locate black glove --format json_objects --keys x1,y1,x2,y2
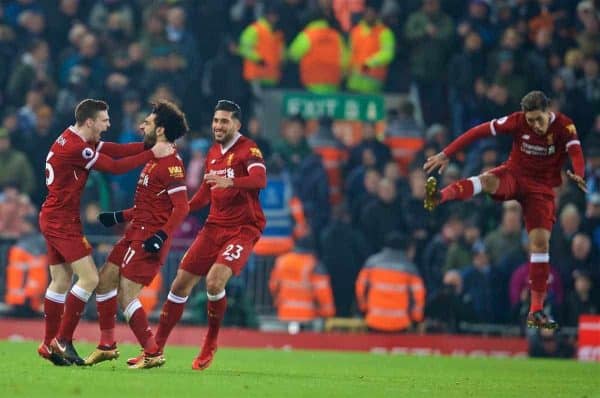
[
  {"x1": 143, "y1": 230, "x2": 168, "y2": 253},
  {"x1": 98, "y1": 211, "x2": 125, "y2": 227}
]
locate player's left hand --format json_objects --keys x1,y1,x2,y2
[
  {"x1": 204, "y1": 174, "x2": 234, "y2": 189},
  {"x1": 566, "y1": 170, "x2": 587, "y2": 193},
  {"x1": 143, "y1": 230, "x2": 168, "y2": 253}
]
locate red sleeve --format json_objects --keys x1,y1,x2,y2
[
  {"x1": 89, "y1": 151, "x2": 154, "y2": 174},
  {"x1": 123, "y1": 208, "x2": 134, "y2": 221},
  {"x1": 189, "y1": 182, "x2": 211, "y2": 211},
  {"x1": 162, "y1": 190, "x2": 189, "y2": 235},
  {"x1": 443, "y1": 113, "x2": 518, "y2": 158},
  {"x1": 567, "y1": 142, "x2": 585, "y2": 177},
  {"x1": 442, "y1": 122, "x2": 493, "y2": 157},
  {"x1": 233, "y1": 165, "x2": 266, "y2": 189},
  {"x1": 97, "y1": 142, "x2": 145, "y2": 158}
]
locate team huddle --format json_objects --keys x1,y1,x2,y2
[
  {"x1": 37, "y1": 90, "x2": 586, "y2": 369},
  {"x1": 38, "y1": 99, "x2": 266, "y2": 369}
]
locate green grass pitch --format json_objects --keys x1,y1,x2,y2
[{"x1": 1, "y1": 341, "x2": 598, "y2": 397}]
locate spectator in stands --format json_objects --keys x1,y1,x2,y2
[
  {"x1": 566, "y1": 233, "x2": 599, "y2": 284},
  {"x1": 460, "y1": 240, "x2": 506, "y2": 323},
  {"x1": 24, "y1": 105, "x2": 55, "y2": 205},
  {"x1": 401, "y1": 167, "x2": 432, "y2": 249},
  {"x1": 356, "y1": 232, "x2": 425, "y2": 333},
  {"x1": 551, "y1": 203, "x2": 583, "y2": 283},
  {"x1": 346, "y1": 121, "x2": 391, "y2": 174},
  {"x1": 420, "y1": 214, "x2": 464, "y2": 294},
  {"x1": 269, "y1": 235, "x2": 335, "y2": 323},
  {"x1": 444, "y1": 217, "x2": 482, "y2": 272},
  {"x1": 320, "y1": 205, "x2": 369, "y2": 317},
  {"x1": 448, "y1": 31, "x2": 486, "y2": 136},
  {"x1": 346, "y1": 167, "x2": 381, "y2": 227},
  {"x1": 45, "y1": 0, "x2": 81, "y2": 55},
  {"x1": 575, "y1": 0, "x2": 600, "y2": 58},
  {"x1": 562, "y1": 269, "x2": 599, "y2": 327},
  {"x1": 483, "y1": 200, "x2": 523, "y2": 265},
  {"x1": 583, "y1": 193, "x2": 600, "y2": 250},
  {"x1": 385, "y1": 100, "x2": 423, "y2": 139},
  {"x1": 528, "y1": 328, "x2": 575, "y2": 358},
  {"x1": 425, "y1": 269, "x2": 475, "y2": 333},
  {"x1": 308, "y1": 116, "x2": 347, "y2": 205},
  {"x1": 60, "y1": 32, "x2": 107, "y2": 91},
  {"x1": 360, "y1": 177, "x2": 406, "y2": 254},
  {"x1": 0, "y1": 128, "x2": 35, "y2": 196},
  {"x1": 273, "y1": 115, "x2": 312, "y2": 174},
  {"x1": 6, "y1": 39, "x2": 53, "y2": 107},
  {"x1": 404, "y1": 0, "x2": 454, "y2": 124}
]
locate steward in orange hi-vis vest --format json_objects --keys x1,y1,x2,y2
[
  {"x1": 269, "y1": 237, "x2": 335, "y2": 322},
  {"x1": 356, "y1": 232, "x2": 425, "y2": 332}
]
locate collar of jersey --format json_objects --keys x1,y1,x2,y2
[{"x1": 220, "y1": 132, "x2": 242, "y2": 155}]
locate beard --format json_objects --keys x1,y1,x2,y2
[{"x1": 143, "y1": 129, "x2": 157, "y2": 148}]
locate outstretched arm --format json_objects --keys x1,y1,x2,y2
[
  {"x1": 424, "y1": 122, "x2": 493, "y2": 174},
  {"x1": 566, "y1": 140, "x2": 586, "y2": 192},
  {"x1": 89, "y1": 150, "x2": 154, "y2": 174},
  {"x1": 97, "y1": 142, "x2": 146, "y2": 158}
]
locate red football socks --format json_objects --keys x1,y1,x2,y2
[
  {"x1": 96, "y1": 290, "x2": 118, "y2": 347},
  {"x1": 205, "y1": 295, "x2": 227, "y2": 344},
  {"x1": 440, "y1": 178, "x2": 475, "y2": 203},
  {"x1": 529, "y1": 253, "x2": 550, "y2": 313},
  {"x1": 43, "y1": 290, "x2": 66, "y2": 345},
  {"x1": 57, "y1": 286, "x2": 91, "y2": 342},
  {"x1": 155, "y1": 292, "x2": 188, "y2": 349},
  {"x1": 128, "y1": 306, "x2": 159, "y2": 354}
]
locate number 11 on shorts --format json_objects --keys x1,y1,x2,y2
[{"x1": 123, "y1": 247, "x2": 136, "y2": 267}]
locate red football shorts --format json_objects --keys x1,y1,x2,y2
[
  {"x1": 39, "y1": 213, "x2": 92, "y2": 265},
  {"x1": 107, "y1": 238, "x2": 171, "y2": 286},
  {"x1": 486, "y1": 165, "x2": 556, "y2": 232},
  {"x1": 180, "y1": 223, "x2": 262, "y2": 277}
]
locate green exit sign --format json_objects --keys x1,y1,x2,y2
[{"x1": 282, "y1": 92, "x2": 384, "y2": 121}]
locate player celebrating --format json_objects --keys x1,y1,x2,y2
[
  {"x1": 84, "y1": 101, "x2": 189, "y2": 369},
  {"x1": 128, "y1": 100, "x2": 266, "y2": 370},
  {"x1": 423, "y1": 91, "x2": 586, "y2": 329},
  {"x1": 38, "y1": 99, "x2": 174, "y2": 366}
]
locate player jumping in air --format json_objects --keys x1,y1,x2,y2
[
  {"x1": 38, "y1": 99, "x2": 174, "y2": 366},
  {"x1": 125, "y1": 100, "x2": 265, "y2": 370},
  {"x1": 423, "y1": 91, "x2": 586, "y2": 330},
  {"x1": 84, "y1": 101, "x2": 189, "y2": 368}
]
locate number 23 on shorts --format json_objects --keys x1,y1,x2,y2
[{"x1": 222, "y1": 244, "x2": 243, "y2": 261}]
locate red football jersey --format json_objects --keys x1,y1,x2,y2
[
  {"x1": 204, "y1": 134, "x2": 266, "y2": 229},
  {"x1": 41, "y1": 127, "x2": 100, "y2": 217},
  {"x1": 489, "y1": 111, "x2": 580, "y2": 187},
  {"x1": 125, "y1": 153, "x2": 187, "y2": 240}
]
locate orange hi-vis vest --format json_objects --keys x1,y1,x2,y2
[
  {"x1": 243, "y1": 21, "x2": 284, "y2": 82},
  {"x1": 300, "y1": 27, "x2": 343, "y2": 87},
  {"x1": 5, "y1": 243, "x2": 48, "y2": 311},
  {"x1": 356, "y1": 248, "x2": 425, "y2": 332},
  {"x1": 269, "y1": 250, "x2": 335, "y2": 322},
  {"x1": 350, "y1": 23, "x2": 388, "y2": 81}
]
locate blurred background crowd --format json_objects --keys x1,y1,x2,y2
[{"x1": 0, "y1": 0, "x2": 599, "y2": 351}]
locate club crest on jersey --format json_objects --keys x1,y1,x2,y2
[
  {"x1": 566, "y1": 124, "x2": 577, "y2": 135},
  {"x1": 57, "y1": 136, "x2": 67, "y2": 146},
  {"x1": 227, "y1": 153, "x2": 235, "y2": 166},
  {"x1": 168, "y1": 166, "x2": 184, "y2": 178},
  {"x1": 82, "y1": 147, "x2": 94, "y2": 159},
  {"x1": 546, "y1": 134, "x2": 554, "y2": 145},
  {"x1": 250, "y1": 147, "x2": 263, "y2": 158}
]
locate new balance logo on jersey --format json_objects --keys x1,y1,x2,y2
[
  {"x1": 227, "y1": 168, "x2": 235, "y2": 178},
  {"x1": 138, "y1": 174, "x2": 149, "y2": 187}
]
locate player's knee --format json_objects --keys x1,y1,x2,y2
[
  {"x1": 479, "y1": 174, "x2": 497, "y2": 193},
  {"x1": 170, "y1": 279, "x2": 192, "y2": 298},
  {"x1": 80, "y1": 272, "x2": 99, "y2": 292},
  {"x1": 49, "y1": 278, "x2": 71, "y2": 293},
  {"x1": 205, "y1": 278, "x2": 225, "y2": 296}
]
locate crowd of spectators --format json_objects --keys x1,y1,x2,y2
[{"x1": 0, "y1": 0, "x2": 599, "y2": 334}]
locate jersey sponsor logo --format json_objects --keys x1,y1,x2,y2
[
  {"x1": 566, "y1": 124, "x2": 577, "y2": 135},
  {"x1": 209, "y1": 168, "x2": 235, "y2": 178},
  {"x1": 227, "y1": 153, "x2": 235, "y2": 166},
  {"x1": 168, "y1": 166, "x2": 184, "y2": 178},
  {"x1": 250, "y1": 147, "x2": 263, "y2": 158},
  {"x1": 57, "y1": 136, "x2": 67, "y2": 146},
  {"x1": 496, "y1": 116, "x2": 508, "y2": 125},
  {"x1": 521, "y1": 142, "x2": 554, "y2": 156},
  {"x1": 82, "y1": 147, "x2": 95, "y2": 159}
]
